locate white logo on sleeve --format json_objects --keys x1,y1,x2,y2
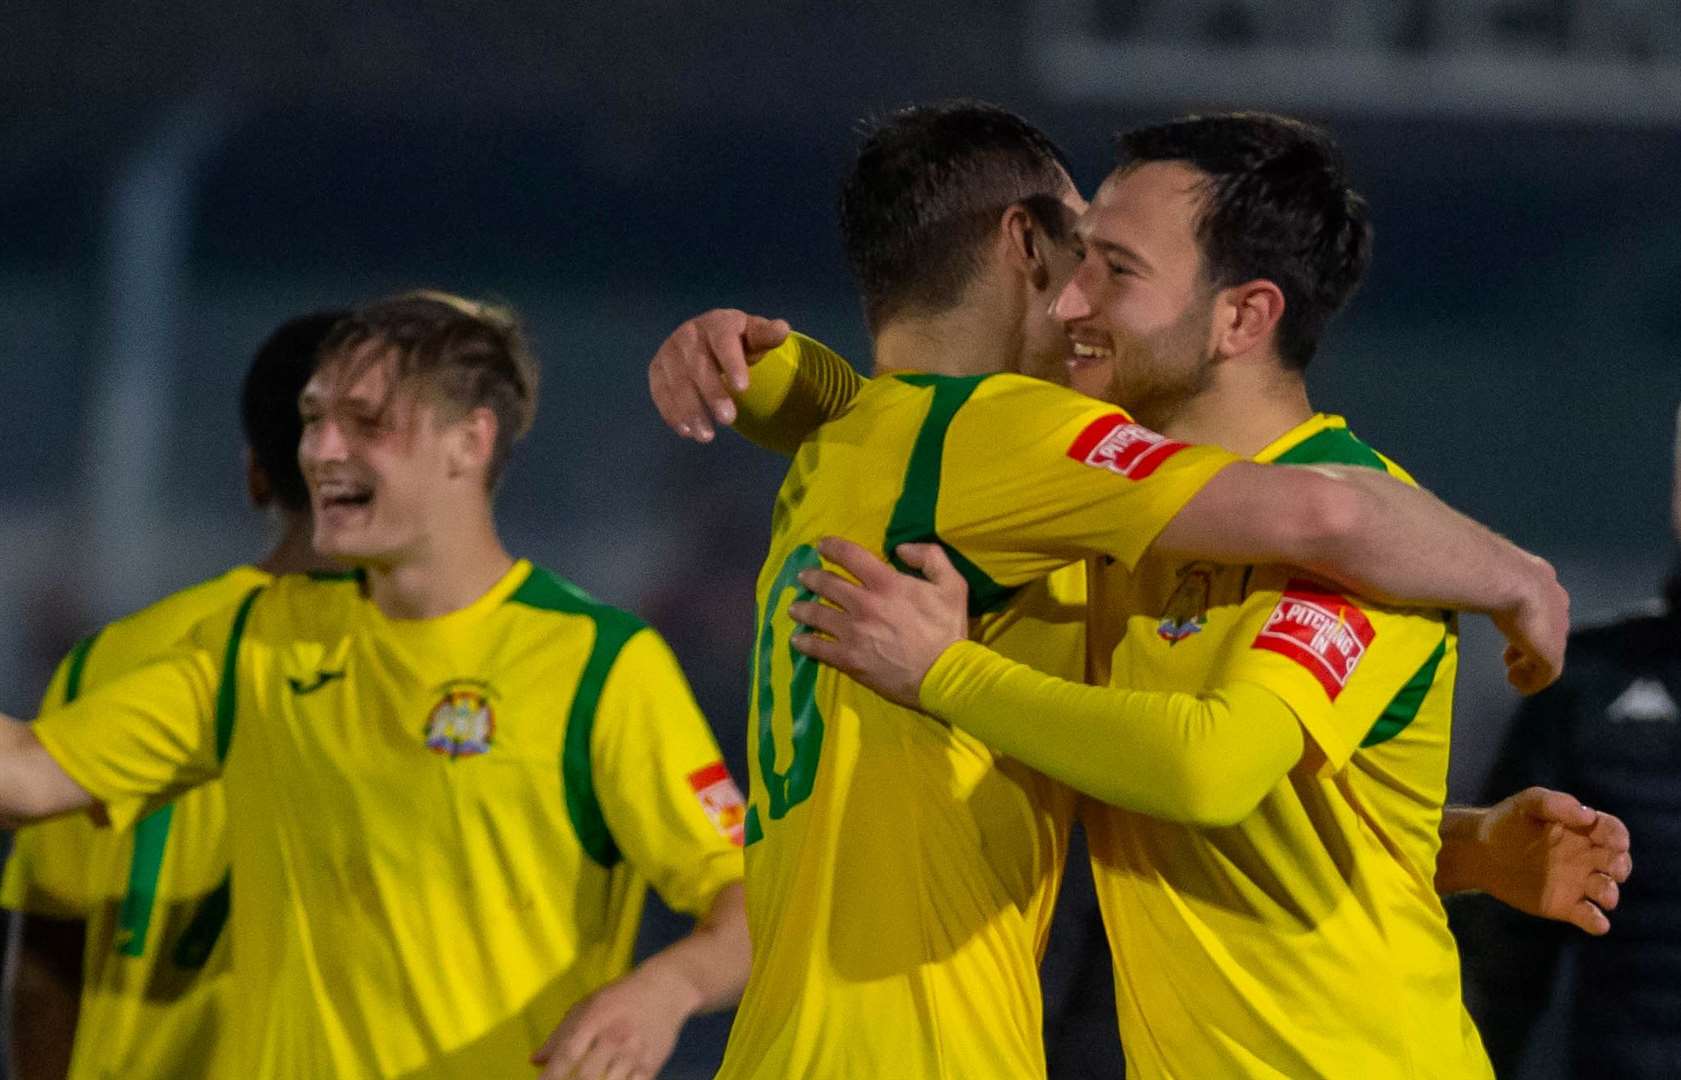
[{"x1": 1607, "y1": 678, "x2": 1679, "y2": 723}]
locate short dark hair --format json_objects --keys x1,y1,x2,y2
[
  {"x1": 242, "y1": 310, "x2": 348, "y2": 513},
  {"x1": 318, "y1": 291, "x2": 539, "y2": 488},
  {"x1": 1117, "y1": 112, "x2": 1372, "y2": 370},
  {"x1": 839, "y1": 100, "x2": 1074, "y2": 333}
]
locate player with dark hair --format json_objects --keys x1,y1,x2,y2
[
  {"x1": 1453, "y1": 402, "x2": 1681, "y2": 1080},
  {"x1": 0, "y1": 291, "x2": 750, "y2": 1080},
  {"x1": 2, "y1": 310, "x2": 347, "y2": 1080},
  {"x1": 651, "y1": 104, "x2": 1628, "y2": 1077},
  {"x1": 652, "y1": 101, "x2": 1576, "y2": 1079},
  {"x1": 766, "y1": 111, "x2": 1617, "y2": 1077}
]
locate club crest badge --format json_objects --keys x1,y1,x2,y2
[
  {"x1": 1157, "y1": 565, "x2": 1214, "y2": 644},
  {"x1": 424, "y1": 683, "x2": 496, "y2": 758}
]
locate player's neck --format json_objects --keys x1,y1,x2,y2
[
  {"x1": 256, "y1": 512, "x2": 341, "y2": 577},
  {"x1": 362, "y1": 511, "x2": 516, "y2": 621},
  {"x1": 1161, "y1": 359, "x2": 1313, "y2": 458},
  {"x1": 871, "y1": 308, "x2": 1015, "y2": 379}
]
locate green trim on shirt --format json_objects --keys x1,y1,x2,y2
[
  {"x1": 115, "y1": 804, "x2": 174, "y2": 957},
  {"x1": 61, "y1": 630, "x2": 100, "y2": 704},
  {"x1": 1362, "y1": 634, "x2": 1450, "y2": 748},
  {"x1": 216, "y1": 587, "x2": 264, "y2": 763},
  {"x1": 1271, "y1": 424, "x2": 1388, "y2": 472},
  {"x1": 885, "y1": 374, "x2": 1018, "y2": 616},
  {"x1": 508, "y1": 565, "x2": 646, "y2": 868}
]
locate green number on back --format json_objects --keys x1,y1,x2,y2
[{"x1": 745, "y1": 544, "x2": 827, "y2": 844}]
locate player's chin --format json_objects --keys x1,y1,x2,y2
[{"x1": 311, "y1": 521, "x2": 382, "y2": 562}]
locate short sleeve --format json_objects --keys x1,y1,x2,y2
[
  {"x1": 2, "y1": 639, "x2": 118, "y2": 915},
  {"x1": 590, "y1": 628, "x2": 745, "y2": 916},
  {"x1": 932, "y1": 376, "x2": 1238, "y2": 589},
  {"x1": 31, "y1": 615, "x2": 234, "y2": 832},
  {"x1": 1216, "y1": 569, "x2": 1450, "y2": 773}
]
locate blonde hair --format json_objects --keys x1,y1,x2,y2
[{"x1": 319, "y1": 290, "x2": 539, "y2": 486}]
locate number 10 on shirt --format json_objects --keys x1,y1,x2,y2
[{"x1": 744, "y1": 544, "x2": 826, "y2": 844}]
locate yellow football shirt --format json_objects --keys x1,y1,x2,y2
[
  {"x1": 718, "y1": 372, "x2": 1236, "y2": 1079},
  {"x1": 32, "y1": 560, "x2": 744, "y2": 1079},
  {"x1": 1082, "y1": 414, "x2": 1491, "y2": 1078},
  {"x1": 1, "y1": 564, "x2": 268, "y2": 1080}
]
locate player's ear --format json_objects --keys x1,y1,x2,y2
[
  {"x1": 445, "y1": 407, "x2": 498, "y2": 482},
  {"x1": 1000, "y1": 203, "x2": 1052, "y2": 292},
  {"x1": 245, "y1": 447, "x2": 272, "y2": 509},
  {"x1": 1211, "y1": 278, "x2": 1285, "y2": 360}
]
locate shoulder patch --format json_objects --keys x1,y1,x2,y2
[
  {"x1": 1067, "y1": 414, "x2": 1188, "y2": 480},
  {"x1": 1252, "y1": 580, "x2": 1375, "y2": 700},
  {"x1": 687, "y1": 762, "x2": 747, "y2": 846}
]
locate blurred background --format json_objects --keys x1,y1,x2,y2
[{"x1": 3, "y1": 1, "x2": 1678, "y2": 1077}]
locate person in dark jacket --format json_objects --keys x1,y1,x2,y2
[{"x1": 1454, "y1": 410, "x2": 1680, "y2": 1079}]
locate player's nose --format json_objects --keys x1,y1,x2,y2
[{"x1": 1051, "y1": 272, "x2": 1095, "y2": 323}]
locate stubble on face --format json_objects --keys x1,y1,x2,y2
[{"x1": 1072, "y1": 163, "x2": 1222, "y2": 425}]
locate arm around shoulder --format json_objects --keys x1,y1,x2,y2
[
  {"x1": 1153, "y1": 462, "x2": 1568, "y2": 692},
  {"x1": 921, "y1": 642, "x2": 1305, "y2": 828}
]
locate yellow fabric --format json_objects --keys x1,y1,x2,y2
[
  {"x1": 732, "y1": 331, "x2": 866, "y2": 456},
  {"x1": 920, "y1": 644, "x2": 1302, "y2": 827},
  {"x1": 33, "y1": 561, "x2": 744, "y2": 1080},
  {"x1": 1081, "y1": 414, "x2": 1488, "y2": 1079},
  {"x1": 718, "y1": 373, "x2": 1233, "y2": 1079},
  {"x1": 2, "y1": 564, "x2": 267, "y2": 1080}
]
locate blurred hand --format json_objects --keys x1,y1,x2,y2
[
  {"x1": 1491, "y1": 556, "x2": 1569, "y2": 695},
  {"x1": 789, "y1": 538, "x2": 968, "y2": 709},
  {"x1": 648, "y1": 308, "x2": 791, "y2": 443},
  {"x1": 1469, "y1": 786, "x2": 1632, "y2": 936},
  {"x1": 530, "y1": 964, "x2": 696, "y2": 1080}
]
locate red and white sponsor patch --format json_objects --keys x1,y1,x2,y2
[
  {"x1": 1066, "y1": 414, "x2": 1189, "y2": 481},
  {"x1": 687, "y1": 762, "x2": 747, "y2": 846},
  {"x1": 1251, "y1": 580, "x2": 1375, "y2": 701}
]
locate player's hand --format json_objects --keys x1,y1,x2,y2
[
  {"x1": 530, "y1": 964, "x2": 695, "y2": 1080},
  {"x1": 1469, "y1": 786, "x2": 1632, "y2": 936},
  {"x1": 648, "y1": 308, "x2": 791, "y2": 444},
  {"x1": 1490, "y1": 555, "x2": 1569, "y2": 695},
  {"x1": 789, "y1": 538, "x2": 968, "y2": 709}
]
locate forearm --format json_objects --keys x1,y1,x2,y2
[
  {"x1": 732, "y1": 333, "x2": 864, "y2": 456},
  {"x1": 0, "y1": 718, "x2": 95, "y2": 827},
  {"x1": 6, "y1": 913, "x2": 84, "y2": 1080},
  {"x1": 629, "y1": 882, "x2": 749, "y2": 1015},
  {"x1": 1435, "y1": 805, "x2": 1487, "y2": 894},
  {"x1": 1154, "y1": 464, "x2": 1541, "y2": 613},
  {"x1": 1296, "y1": 467, "x2": 1539, "y2": 613},
  {"x1": 920, "y1": 642, "x2": 1303, "y2": 827}
]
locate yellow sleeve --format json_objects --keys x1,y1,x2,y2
[
  {"x1": 732, "y1": 332, "x2": 867, "y2": 456},
  {"x1": 930, "y1": 375, "x2": 1239, "y2": 593},
  {"x1": 1, "y1": 641, "x2": 113, "y2": 915},
  {"x1": 591, "y1": 628, "x2": 745, "y2": 916},
  {"x1": 31, "y1": 622, "x2": 231, "y2": 833},
  {"x1": 919, "y1": 641, "x2": 1302, "y2": 827},
  {"x1": 1217, "y1": 570, "x2": 1452, "y2": 773}
]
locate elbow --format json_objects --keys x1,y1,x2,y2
[
  {"x1": 1140, "y1": 754, "x2": 1271, "y2": 829},
  {"x1": 1285, "y1": 471, "x2": 1370, "y2": 569},
  {"x1": 1173, "y1": 773, "x2": 1269, "y2": 828}
]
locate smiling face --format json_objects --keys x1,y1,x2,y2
[
  {"x1": 297, "y1": 343, "x2": 464, "y2": 566},
  {"x1": 1052, "y1": 161, "x2": 1221, "y2": 420},
  {"x1": 1010, "y1": 183, "x2": 1090, "y2": 387}
]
